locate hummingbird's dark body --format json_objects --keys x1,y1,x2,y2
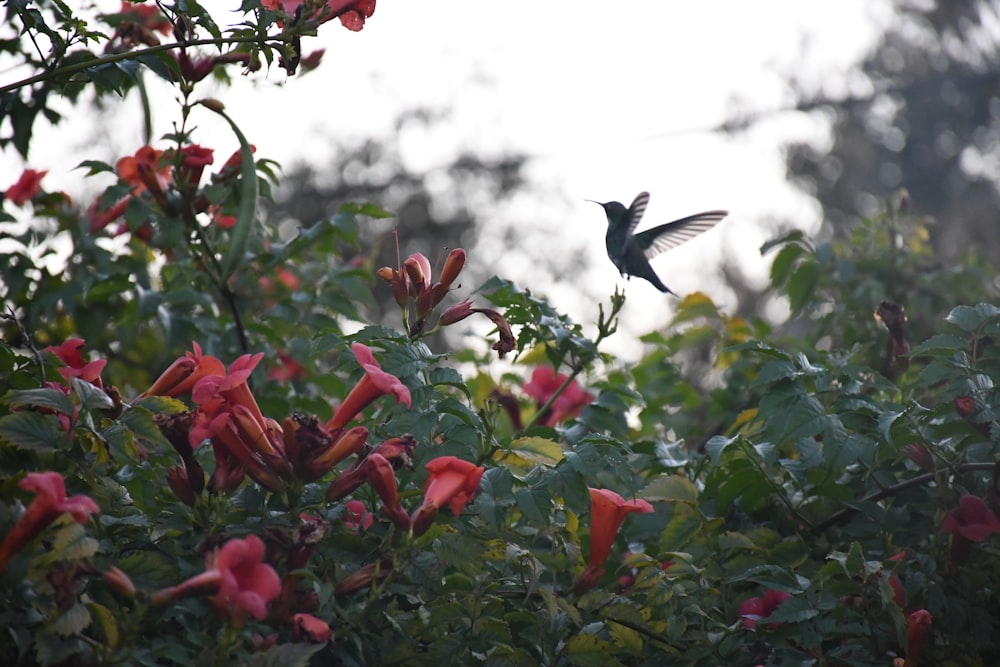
[{"x1": 593, "y1": 191, "x2": 727, "y2": 295}]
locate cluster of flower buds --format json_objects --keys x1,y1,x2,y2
[{"x1": 377, "y1": 240, "x2": 515, "y2": 357}]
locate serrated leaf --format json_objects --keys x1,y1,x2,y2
[
  {"x1": 429, "y1": 367, "x2": 468, "y2": 392},
  {"x1": 726, "y1": 564, "x2": 803, "y2": 591},
  {"x1": 764, "y1": 595, "x2": 818, "y2": 624},
  {"x1": 49, "y1": 602, "x2": 91, "y2": 637},
  {"x1": 659, "y1": 503, "x2": 702, "y2": 551},
  {"x1": 716, "y1": 467, "x2": 768, "y2": 511},
  {"x1": 71, "y1": 377, "x2": 113, "y2": 411},
  {"x1": 119, "y1": 406, "x2": 171, "y2": 449},
  {"x1": 946, "y1": 303, "x2": 1000, "y2": 333},
  {"x1": 751, "y1": 359, "x2": 798, "y2": 388},
  {"x1": 564, "y1": 634, "x2": 624, "y2": 667},
  {"x1": 718, "y1": 531, "x2": 756, "y2": 552},
  {"x1": 507, "y1": 437, "x2": 563, "y2": 466},
  {"x1": 132, "y1": 395, "x2": 189, "y2": 414},
  {"x1": 607, "y1": 619, "x2": 643, "y2": 653},
  {"x1": 0, "y1": 411, "x2": 66, "y2": 452},
  {"x1": 513, "y1": 487, "x2": 548, "y2": 522},
  {"x1": 3, "y1": 387, "x2": 75, "y2": 414},
  {"x1": 640, "y1": 474, "x2": 698, "y2": 502},
  {"x1": 238, "y1": 642, "x2": 325, "y2": 667},
  {"x1": 53, "y1": 521, "x2": 99, "y2": 561},
  {"x1": 908, "y1": 333, "x2": 968, "y2": 356},
  {"x1": 704, "y1": 434, "x2": 737, "y2": 464}
]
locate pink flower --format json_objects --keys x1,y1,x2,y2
[
  {"x1": 143, "y1": 342, "x2": 226, "y2": 398},
  {"x1": 410, "y1": 456, "x2": 485, "y2": 536},
  {"x1": 208, "y1": 535, "x2": 281, "y2": 622},
  {"x1": 0, "y1": 472, "x2": 100, "y2": 572},
  {"x1": 333, "y1": 0, "x2": 375, "y2": 31},
  {"x1": 523, "y1": 367, "x2": 594, "y2": 426},
  {"x1": 739, "y1": 589, "x2": 792, "y2": 629},
  {"x1": 327, "y1": 343, "x2": 411, "y2": 430},
  {"x1": 941, "y1": 494, "x2": 1000, "y2": 567},
  {"x1": 293, "y1": 613, "x2": 332, "y2": 642},
  {"x1": 262, "y1": 0, "x2": 375, "y2": 31},
  {"x1": 343, "y1": 500, "x2": 373, "y2": 532},
  {"x1": 364, "y1": 453, "x2": 410, "y2": 530},
  {"x1": 186, "y1": 352, "x2": 293, "y2": 490},
  {"x1": 574, "y1": 488, "x2": 653, "y2": 593},
  {"x1": 46, "y1": 338, "x2": 106, "y2": 388},
  {"x1": 437, "y1": 299, "x2": 517, "y2": 359},
  {"x1": 116, "y1": 1, "x2": 172, "y2": 36},
  {"x1": 4, "y1": 168, "x2": 46, "y2": 205},
  {"x1": 177, "y1": 144, "x2": 214, "y2": 186},
  {"x1": 904, "y1": 609, "x2": 932, "y2": 667},
  {"x1": 325, "y1": 435, "x2": 417, "y2": 501}
]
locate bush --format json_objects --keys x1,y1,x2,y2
[{"x1": 2, "y1": 3, "x2": 1000, "y2": 666}]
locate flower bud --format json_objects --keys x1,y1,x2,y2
[
  {"x1": 102, "y1": 566, "x2": 137, "y2": 598},
  {"x1": 904, "y1": 443, "x2": 933, "y2": 471}
]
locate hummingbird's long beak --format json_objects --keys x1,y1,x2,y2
[{"x1": 584, "y1": 199, "x2": 602, "y2": 206}]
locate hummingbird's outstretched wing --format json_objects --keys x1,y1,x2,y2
[
  {"x1": 621, "y1": 191, "x2": 651, "y2": 251},
  {"x1": 633, "y1": 210, "x2": 728, "y2": 260}
]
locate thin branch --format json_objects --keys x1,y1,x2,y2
[
  {"x1": 0, "y1": 35, "x2": 287, "y2": 95},
  {"x1": 812, "y1": 461, "x2": 996, "y2": 533}
]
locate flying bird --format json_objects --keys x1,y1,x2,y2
[{"x1": 590, "y1": 191, "x2": 727, "y2": 295}]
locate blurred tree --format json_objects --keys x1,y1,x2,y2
[
  {"x1": 261, "y1": 107, "x2": 553, "y2": 333},
  {"x1": 783, "y1": 0, "x2": 1000, "y2": 264}
]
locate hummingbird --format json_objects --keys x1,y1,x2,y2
[{"x1": 590, "y1": 191, "x2": 727, "y2": 295}]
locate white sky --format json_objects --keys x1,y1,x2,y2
[{"x1": 2, "y1": 1, "x2": 893, "y2": 354}]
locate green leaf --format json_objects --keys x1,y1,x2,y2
[
  {"x1": 71, "y1": 377, "x2": 112, "y2": 411},
  {"x1": 53, "y1": 521, "x2": 99, "y2": 561},
  {"x1": 945, "y1": 303, "x2": 1000, "y2": 333},
  {"x1": 49, "y1": 602, "x2": 91, "y2": 637},
  {"x1": 764, "y1": 595, "x2": 819, "y2": 624},
  {"x1": 513, "y1": 487, "x2": 549, "y2": 523},
  {"x1": 715, "y1": 465, "x2": 769, "y2": 511},
  {"x1": 3, "y1": 387, "x2": 75, "y2": 414},
  {"x1": 338, "y1": 201, "x2": 395, "y2": 219},
  {"x1": 908, "y1": 333, "x2": 967, "y2": 356},
  {"x1": 136, "y1": 51, "x2": 178, "y2": 81},
  {"x1": 76, "y1": 159, "x2": 115, "y2": 175},
  {"x1": 87, "y1": 601, "x2": 119, "y2": 649},
  {"x1": 659, "y1": 503, "x2": 702, "y2": 551},
  {"x1": 727, "y1": 565, "x2": 804, "y2": 592},
  {"x1": 507, "y1": 436, "x2": 564, "y2": 466},
  {"x1": 704, "y1": 435, "x2": 738, "y2": 464},
  {"x1": 240, "y1": 643, "x2": 325, "y2": 667},
  {"x1": 640, "y1": 474, "x2": 698, "y2": 502},
  {"x1": 564, "y1": 634, "x2": 625, "y2": 667},
  {"x1": 212, "y1": 107, "x2": 258, "y2": 281},
  {"x1": 760, "y1": 229, "x2": 809, "y2": 256},
  {"x1": 0, "y1": 411, "x2": 66, "y2": 452},
  {"x1": 786, "y1": 258, "x2": 819, "y2": 313},
  {"x1": 769, "y1": 242, "x2": 805, "y2": 286},
  {"x1": 119, "y1": 406, "x2": 171, "y2": 449}
]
